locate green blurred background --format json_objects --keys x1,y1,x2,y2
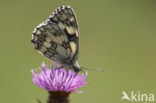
[{"x1": 0, "y1": 0, "x2": 156, "y2": 103}]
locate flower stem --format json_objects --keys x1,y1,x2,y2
[{"x1": 47, "y1": 91, "x2": 71, "y2": 103}]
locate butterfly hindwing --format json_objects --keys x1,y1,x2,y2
[{"x1": 31, "y1": 6, "x2": 79, "y2": 66}]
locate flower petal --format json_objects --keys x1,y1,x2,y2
[{"x1": 31, "y1": 62, "x2": 87, "y2": 92}]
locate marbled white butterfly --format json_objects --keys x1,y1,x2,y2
[
  {"x1": 31, "y1": 6, "x2": 103, "y2": 73},
  {"x1": 31, "y1": 6, "x2": 81, "y2": 72}
]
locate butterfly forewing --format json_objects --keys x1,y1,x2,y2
[{"x1": 31, "y1": 6, "x2": 79, "y2": 66}]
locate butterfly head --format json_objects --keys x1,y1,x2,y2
[{"x1": 72, "y1": 65, "x2": 81, "y2": 73}]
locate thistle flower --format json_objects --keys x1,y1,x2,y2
[{"x1": 31, "y1": 62, "x2": 87, "y2": 103}]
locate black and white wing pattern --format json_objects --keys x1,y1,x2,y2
[{"x1": 31, "y1": 6, "x2": 79, "y2": 66}]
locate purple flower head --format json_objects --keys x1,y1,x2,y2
[{"x1": 31, "y1": 62, "x2": 87, "y2": 93}]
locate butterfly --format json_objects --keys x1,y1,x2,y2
[{"x1": 31, "y1": 6, "x2": 81, "y2": 72}]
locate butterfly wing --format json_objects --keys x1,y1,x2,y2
[{"x1": 31, "y1": 6, "x2": 79, "y2": 66}]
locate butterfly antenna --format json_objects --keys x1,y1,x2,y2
[{"x1": 81, "y1": 67, "x2": 104, "y2": 71}]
